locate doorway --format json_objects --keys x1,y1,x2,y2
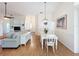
[{"x1": 25, "y1": 16, "x2": 36, "y2": 32}]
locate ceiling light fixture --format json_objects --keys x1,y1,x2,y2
[
  {"x1": 44, "y1": 2, "x2": 47, "y2": 20},
  {"x1": 4, "y1": 2, "x2": 14, "y2": 19}
]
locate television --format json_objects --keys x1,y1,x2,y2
[{"x1": 14, "y1": 27, "x2": 21, "y2": 31}]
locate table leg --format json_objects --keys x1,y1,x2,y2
[
  {"x1": 56, "y1": 39, "x2": 57, "y2": 50},
  {"x1": 42, "y1": 39, "x2": 43, "y2": 50},
  {"x1": 53, "y1": 43, "x2": 55, "y2": 52}
]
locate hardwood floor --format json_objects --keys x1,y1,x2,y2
[{"x1": 0, "y1": 33, "x2": 79, "y2": 56}]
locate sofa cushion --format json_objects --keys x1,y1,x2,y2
[
  {"x1": 6, "y1": 32, "x2": 17, "y2": 39},
  {"x1": 6, "y1": 33, "x2": 12, "y2": 38},
  {"x1": 12, "y1": 34, "x2": 17, "y2": 39}
]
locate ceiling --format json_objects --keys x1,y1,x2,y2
[{"x1": 0, "y1": 2, "x2": 62, "y2": 16}]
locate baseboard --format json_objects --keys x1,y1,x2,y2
[{"x1": 58, "y1": 40, "x2": 74, "y2": 53}]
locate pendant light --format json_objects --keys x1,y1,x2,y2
[
  {"x1": 43, "y1": 2, "x2": 48, "y2": 26},
  {"x1": 4, "y1": 2, "x2": 14, "y2": 19}
]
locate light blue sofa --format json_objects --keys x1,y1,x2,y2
[
  {"x1": 2, "y1": 32, "x2": 20, "y2": 48},
  {"x1": 20, "y1": 32, "x2": 32, "y2": 45}
]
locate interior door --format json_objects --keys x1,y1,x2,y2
[{"x1": 25, "y1": 16, "x2": 36, "y2": 32}]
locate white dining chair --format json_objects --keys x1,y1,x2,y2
[
  {"x1": 46, "y1": 35, "x2": 55, "y2": 52},
  {"x1": 46, "y1": 34, "x2": 58, "y2": 52}
]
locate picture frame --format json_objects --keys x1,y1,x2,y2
[{"x1": 57, "y1": 14, "x2": 67, "y2": 29}]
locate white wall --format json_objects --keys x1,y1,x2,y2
[
  {"x1": 10, "y1": 15, "x2": 26, "y2": 31},
  {"x1": 3, "y1": 19, "x2": 10, "y2": 34},
  {"x1": 0, "y1": 19, "x2": 3, "y2": 36},
  {"x1": 74, "y1": 6, "x2": 79, "y2": 53},
  {"x1": 77, "y1": 7, "x2": 79, "y2": 53},
  {"x1": 52, "y1": 3, "x2": 75, "y2": 52},
  {"x1": 0, "y1": 19, "x2": 3, "y2": 45},
  {"x1": 0, "y1": 8, "x2": 3, "y2": 36}
]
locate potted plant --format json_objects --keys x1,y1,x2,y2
[
  {"x1": 44, "y1": 21, "x2": 48, "y2": 34},
  {"x1": 44, "y1": 28, "x2": 48, "y2": 34}
]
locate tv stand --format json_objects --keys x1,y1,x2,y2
[{"x1": 14, "y1": 30, "x2": 21, "y2": 32}]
